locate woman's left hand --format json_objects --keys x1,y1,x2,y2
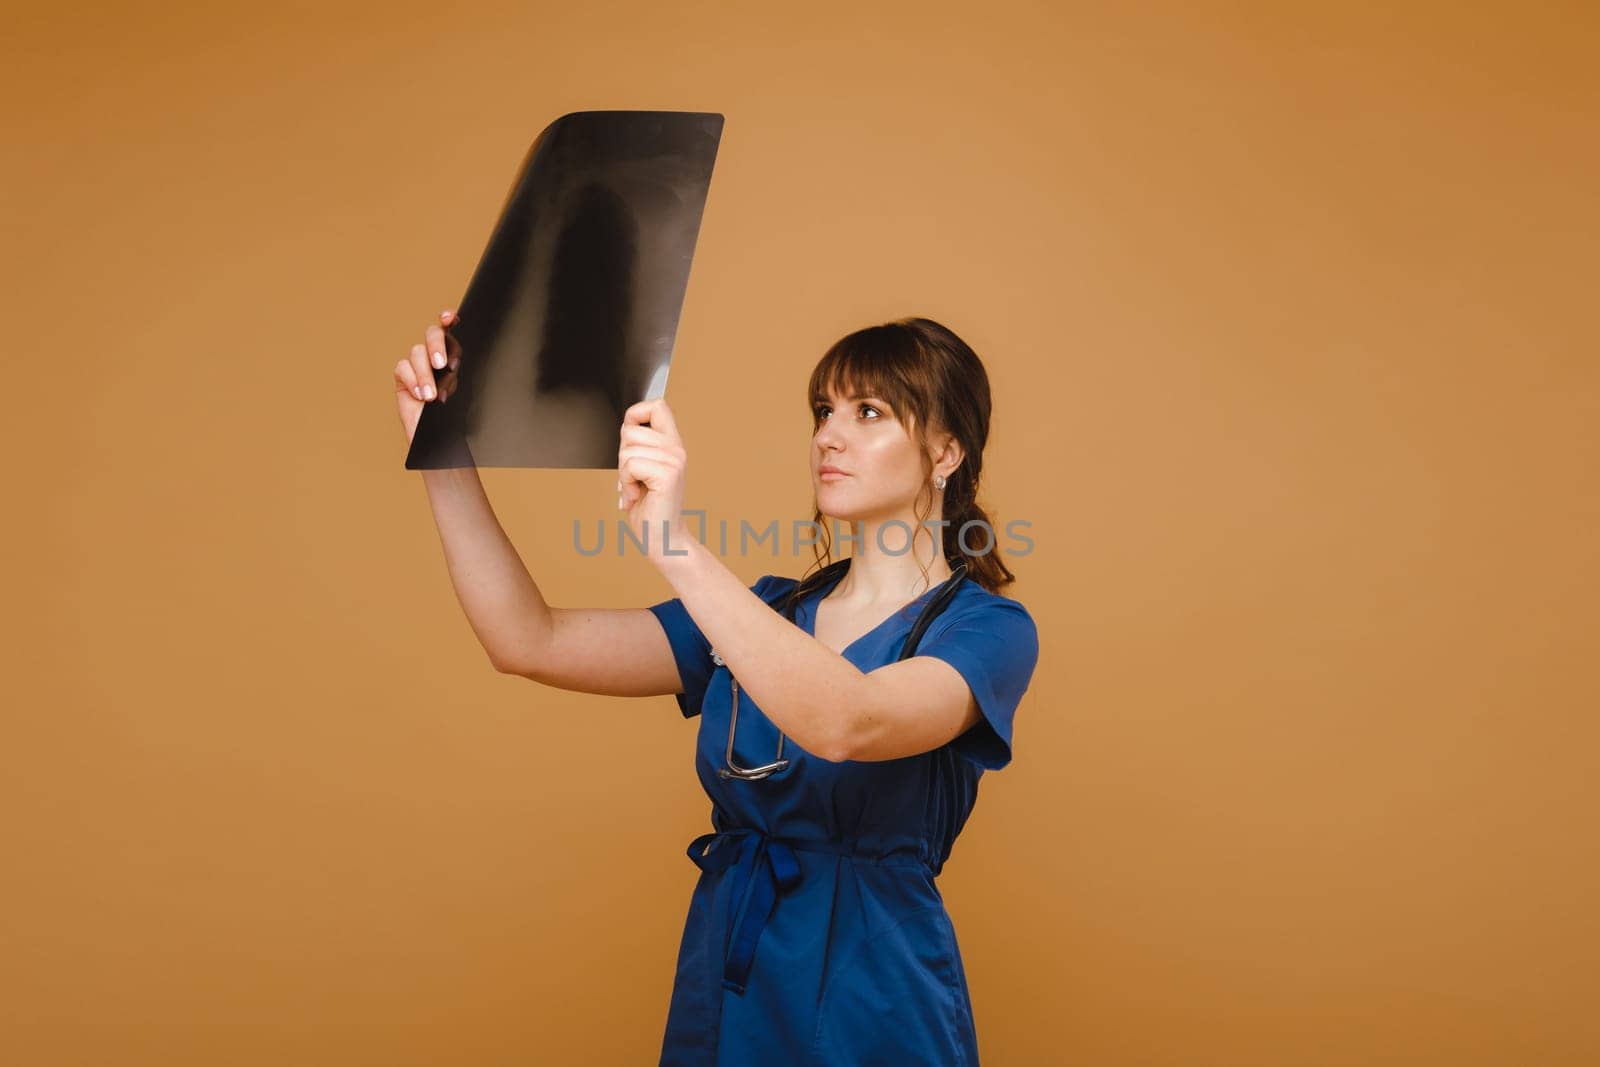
[{"x1": 618, "y1": 397, "x2": 690, "y2": 560}]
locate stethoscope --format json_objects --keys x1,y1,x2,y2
[{"x1": 710, "y1": 557, "x2": 971, "y2": 781}]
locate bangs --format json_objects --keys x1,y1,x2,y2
[{"x1": 807, "y1": 324, "x2": 927, "y2": 432}]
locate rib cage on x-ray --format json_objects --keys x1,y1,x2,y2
[{"x1": 405, "y1": 110, "x2": 724, "y2": 470}]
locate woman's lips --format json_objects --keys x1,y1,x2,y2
[{"x1": 819, "y1": 469, "x2": 850, "y2": 481}]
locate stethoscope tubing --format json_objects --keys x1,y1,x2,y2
[{"x1": 715, "y1": 559, "x2": 970, "y2": 780}]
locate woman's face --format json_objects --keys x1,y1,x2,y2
[{"x1": 811, "y1": 386, "x2": 932, "y2": 524}]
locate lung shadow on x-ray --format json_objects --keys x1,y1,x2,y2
[
  {"x1": 460, "y1": 181, "x2": 640, "y2": 467},
  {"x1": 528, "y1": 181, "x2": 638, "y2": 463}
]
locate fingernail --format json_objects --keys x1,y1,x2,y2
[
  {"x1": 432, "y1": 351, "x2": 445, "y2": 369},
  {"x1": 424, "y1": 384, "x2": 436, "y2": 400},
  {"x1": 413, "y1": 386, "x2": 424, "y2": 400}
]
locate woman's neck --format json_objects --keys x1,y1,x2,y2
[{"x1": 827, "y1": 529, "x2": 952, "y2": 602}]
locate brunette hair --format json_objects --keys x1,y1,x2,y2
[{"x1": 803, "y1": 316, "x2": 1017, "y2": 595}]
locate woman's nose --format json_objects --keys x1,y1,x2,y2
[{"x1": 814, "y1": 423, "x2": 843, "y2": 450}]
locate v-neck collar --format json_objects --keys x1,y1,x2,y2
[{"x1": 800, "y1": 563, "x2": 951, "y2": 661}]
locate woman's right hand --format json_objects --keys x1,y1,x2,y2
[
  {"x1": 618, "y1": 397, "x2": 690, "y2": 562},
  {"x1": 394, "y1": 309, "x2": 462, "y2": 444}
]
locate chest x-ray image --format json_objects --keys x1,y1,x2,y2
[{"x1": 405, "y1": 109, "x2": 724, "y2": 470}]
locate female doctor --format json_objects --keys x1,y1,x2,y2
[{"x1": 394, "y1": 312, "x2": 1040, "y2": 1065}]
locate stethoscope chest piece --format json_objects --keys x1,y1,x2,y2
[{"x1": 711, "y1": 645, "x2": 789, "y2": 780}]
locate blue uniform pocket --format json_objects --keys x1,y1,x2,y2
[{"x1": 811, "y1": 904, "x2": 976, "y2": 1066}]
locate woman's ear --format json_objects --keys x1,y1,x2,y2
[{"x1": 932, "y1": 432, "x2": 965, "y2": 480}]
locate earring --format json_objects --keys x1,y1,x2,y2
[{"x1": 933, "y1": 473, "x2": 946, "y2": 490}]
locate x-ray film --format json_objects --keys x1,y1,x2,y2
[{"x1": 405, "y1": 110, "x2": 724, "y2": 469}]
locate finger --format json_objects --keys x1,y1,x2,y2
[
  {"x1": 408, "y1": 343, "x2": 437, "y2": 401},
  {"x1": 644, "y1": 397, "x2": 679, "y2": 439},
  {"x1": 620, "y1": 424, "x2": 675, "y2": 449},
  {"x1": 395, "y1": 358, "x2": 421, "y2": 398},
  {"x1": 438, "y1": 310, "x2": 463, "y2": 370},
  {"x1": 618, "y1": 457, "x2": 673, "y2": 508},
  {"x1": 618, "y1": 445, "x2": 680, "y2": 504},
  {"x1": 424, "y1": 323, "x2": 449, "y2": 371},
  {"x1": 618, "y1": 444, "x2": 681, "y2": 479},
  {"x1": 621, "y1": 397, "x2": 656, "y2": 426},
  {"x1": 621, "y1": 397, "x2": 679, "y2": 440}
]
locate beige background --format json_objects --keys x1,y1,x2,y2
[{"x1": 5, "y1": 1, "x2": 1597, "y2": 1063}]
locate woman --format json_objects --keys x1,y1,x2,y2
[{"x1": 394, "y1": 312, "x2": 1040, "y2": 1065}]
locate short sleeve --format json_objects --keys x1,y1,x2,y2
[
  {"x1": 647, "y1": 574, "x2": 787, "y2": 719},
  {"x1": 915, "y1": 597, "x2": 1040, "y2": 770}
]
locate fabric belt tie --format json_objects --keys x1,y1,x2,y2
[{"x1": 687, "y1": 828, "x2": 884, "y2": 997}]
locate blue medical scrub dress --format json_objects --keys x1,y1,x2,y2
[{"x1": 647, "y1": 568, "x2": 1040, "y2": 1066}]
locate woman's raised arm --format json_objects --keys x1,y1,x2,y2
[
  {"x1": 418, "y1": 466, "x2": 682, "y2": 696},
  {"x1": 397, "y1": 310, "x2": 683, "y2": 700}
]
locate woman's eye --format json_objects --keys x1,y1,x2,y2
[{"x1": 814, "y1": 402, "x2": 881, "y2": 420}]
